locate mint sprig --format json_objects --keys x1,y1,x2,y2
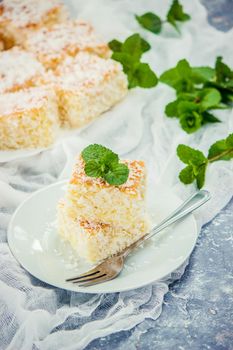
[
  {"x1": 108, "y1": 33, "x2": 158, "y2": 89},
  {"x1": 135, "y1": 12, "x2": 162, "y2": 34},
  {"x1": 81, "y1": 144, "x2": 129, "y2": 186},
  {"x1": 177, "y1": 133, "x2": 233, "y2": 189},
  {"x1": 135, "y1": 0, "x2": 190, "y2": 35},
  {"x1": 160, "y1": 58, "x2": 233, "y2": 133}
]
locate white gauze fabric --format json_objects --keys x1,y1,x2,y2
[{"x1": 0, "y1": 0, "x2": 233, "y2": 349}]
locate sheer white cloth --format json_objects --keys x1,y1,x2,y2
[{"x1": 0, "y1": 0, "x2": 232, "y2": 349}]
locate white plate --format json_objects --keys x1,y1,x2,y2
[{"x1": 8, "y1": 180, "x2": 197, "y2": 293}]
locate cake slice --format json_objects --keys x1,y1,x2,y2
[
  {"x1": 57, "y1": 147, "x2": 150, "y2": 263},
  {"x1": 23, "y1": 20, "x2": 111, "y2": 69},
  {"x1": 58, "y1": 201, "x2": 148, "y2": 263},
  {"x1": 0, "y1": 0, "x2": 68, "y2": 48},
  {"x1": 0, "y1": 47, "x2": 46, "y2": 94},
  {"x1": 0, "y1": 87, "x2": 59, "y2": 150},
  {"x1": 51, "y1": 52, "x2": 127, "y2": 128},
  {"x1": 65, "y1": 157, "x2": 149, "y2": 233}
]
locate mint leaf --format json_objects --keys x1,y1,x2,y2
[
  {"x1": 140, "y1": 37, "x2": 151, "y2": 53},
  {"x1": 198, "y1": 88, "x2": 221, "y2": 111},
  {"x1": 177, "y1": 100, "x2": 198, "y2": 114},
  {"x1": 111, "y1": 52, "x2": 135, "y2": 73},
  {"x1": 208, "y1": 133, "x2": 233, "y2": 161},
  {"x1": 177, "y1": 144, "x2": 206, "y2": 165},
  {"x1": 226, "y1": 133, "x2": 233, "y2": 148},
  {"x1": 165, "y1": 99, "x2": 180, "y2": 117},
  {"x1": 215, "y1": 56, "x2": 233, "y2": 85},
  {"x1": 179, "y1": 111, "x2": 202, "y2": 134},
  {"x1": 82, "y1": 144, "x2": 115, "y2": 162},
  {"x1": 179, "y1": 165, "x2": 195, "y2": 184},
  {"x1": 135, "y1": 12, "x2": 162, "y2": 34},
  {"x1": 82, "y1": 144, "x2": 129, "y2": 185},
  {"x1": 177, "y1": 133, "x2": 233, "y2": 189},
  {"x1": 177, "y1": 144, "x2": 207, "y2": 188},
  {"x1": 191, "y1": 67, "x2": 215, "y2": 84},
  {"x1": 109, "y1": 35, "x2": 150, "y2": 57},
  {"x1": 84, "y1": 160, "x2": 104, "y2": 178},
  {"x1": 122, "y1": 34, "x2": 148, "y2": 59},
  {"x1": 108, "y1": 39, "x2": 122, "y2": 53},
  {"x1": 104, "y1": 163, "x2": 129, "y2": 186},
  {"x1": 166, "y1": 0, "x2": 190, "y2": 31},
  {"x1": 196, "y1": 163, "x2": 207, "y2": 189},
  {"x1": 202, "y1": 111, "x2": 220, "y2": 124},
  {"x1": 177, "y1": 59, "x2": 192, "y2": 79},
  {"x1": 128, "y1": 62, "x2": 158, "y2": 89},
  {"x1": 160, "y1": 59, "x2": 193, "y2": 92},
  {"x1": 110, "y1": 34, "x2": 156, "y2": 89}
]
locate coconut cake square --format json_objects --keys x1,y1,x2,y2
[
  {"x1": 23, "y1": 20, "x2": 111, "y2": 69},
  {"x1": 0, "y1": 0, "x2": 68, "y2": 48},
  {"x1": 0, "y1": 87, "x2": 59, "y2": 150},
  {"x1": 51, "y1": 52, "x2": 127, "y2": 128},
  {"x1": 62, "y1": 157, "x2": 150, "y2": 235}
]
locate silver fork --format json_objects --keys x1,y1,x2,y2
[{"x1": 66, "y1": 190, "x2": 210, "y2": 287}]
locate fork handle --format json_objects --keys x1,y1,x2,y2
[{"x1": 122, "y1": 189, "x2": 211, "y2": 257}]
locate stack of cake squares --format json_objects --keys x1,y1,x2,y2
[
  {"x1": 57, "y1": 157, "x2": 150, "y2": 263},
  {"x1": 0, "y1": 0, "x2": 127, "y2": 150}
]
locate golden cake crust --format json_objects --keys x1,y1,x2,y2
[{"x1": 70, "y1": 157, "x2": 145, "y2": 195}]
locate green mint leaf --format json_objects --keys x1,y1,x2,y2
[
  {"x1": 191, "y1": 67, "x2": 215, "y2": 84},
  {"x1": 215, "y1": 56, "x2": 233, "y2": 84},
  {"x1": 208, "y1": 133, "x2": 233, "y2": 161},
  {"x1": 108, "y1": 39, "x2": 122, "y2": 52},
  {"x1": 109, "y1": 34, "x2": 150, "y2": 58},
  {"x1": 135, "y1": 12, "x2": 162, "y2": 34},
  {"x1": 128, "y1": 62, "x2": 158, "y2": 89},
  {"x1": 166, "y1": 0, "x2": 191, "y2": 31},
  {"x1": 177, "y1": 144, "x2": 206, "y2": 165},
  {"x1": 198, "y1": 88, "x2": 221, "y2": 111},
  {"x1": 179, "y1": 111, "x2": 202, "y2": 134},
  {"x1": 121, "y1": 34, "x2": 148, "y2": 59},
  {"x1": 226, "y1": 133, "x2": 233, "y2": 148},
  {"x1": 196, "y1": 163, "x2": 207, "y2": 189},
  {"x1": 177, "y1": 59, "x2": 192, "y2": 79},
  {"x1": 160, "y1": 59, "x2": 193, "y2": 92},
  {"x1": 102, "y1": 151, "x2": 119, "y2": 166},
  {"x1": 165, "y1": 99, "x2": 180, "y2": 117},
  {"x1": 202, "y1": 111, "x2": 221, "y2": 124},
  {"x1": 84, "y1": 160, "x2": 104, "y2": 178},
  {"x1": 177, "y1": 100, "x2": 198, "y2": 114},
  {"x1": 104, "y1": 163, "x2": 129, "y2": 186},
  {"x1": 81, "y1": 144, "x2": 114, "y2": 162},
  {"x1": 177, "y1": 144, "x2": 208, "y2": 189},
  {"x1": 179, "y1": 165, "x2": 195, "y2": 184},
  {"x1": 111, "y1": 52, "x2": 135, "y2": 74},
  {"x1": 82, "y1": 144, "x2": 129, "y2": 185},
  {"x1": 140, "y1": 37, "x2": 151, "y2": 53}
]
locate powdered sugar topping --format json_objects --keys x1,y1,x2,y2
[
  {"x1": 0, "y1": 0, "x2": 65, "y2": 27},
  {"x1": 0, "y1": 47, "x2": 45, "y2": 93},
  {"x1": 53, "y1": 52, "x2": 122, "y2": 90},
  {"x1": 26, "y1": 20, "x2": 109, "y2": 60},
  {"x1": 0, "y1": 87, "x2": 54, "y2": 117}
]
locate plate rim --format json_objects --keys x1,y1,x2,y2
[{"x1": 7, "y1": 180, "x2": 198, "y2": 294}]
